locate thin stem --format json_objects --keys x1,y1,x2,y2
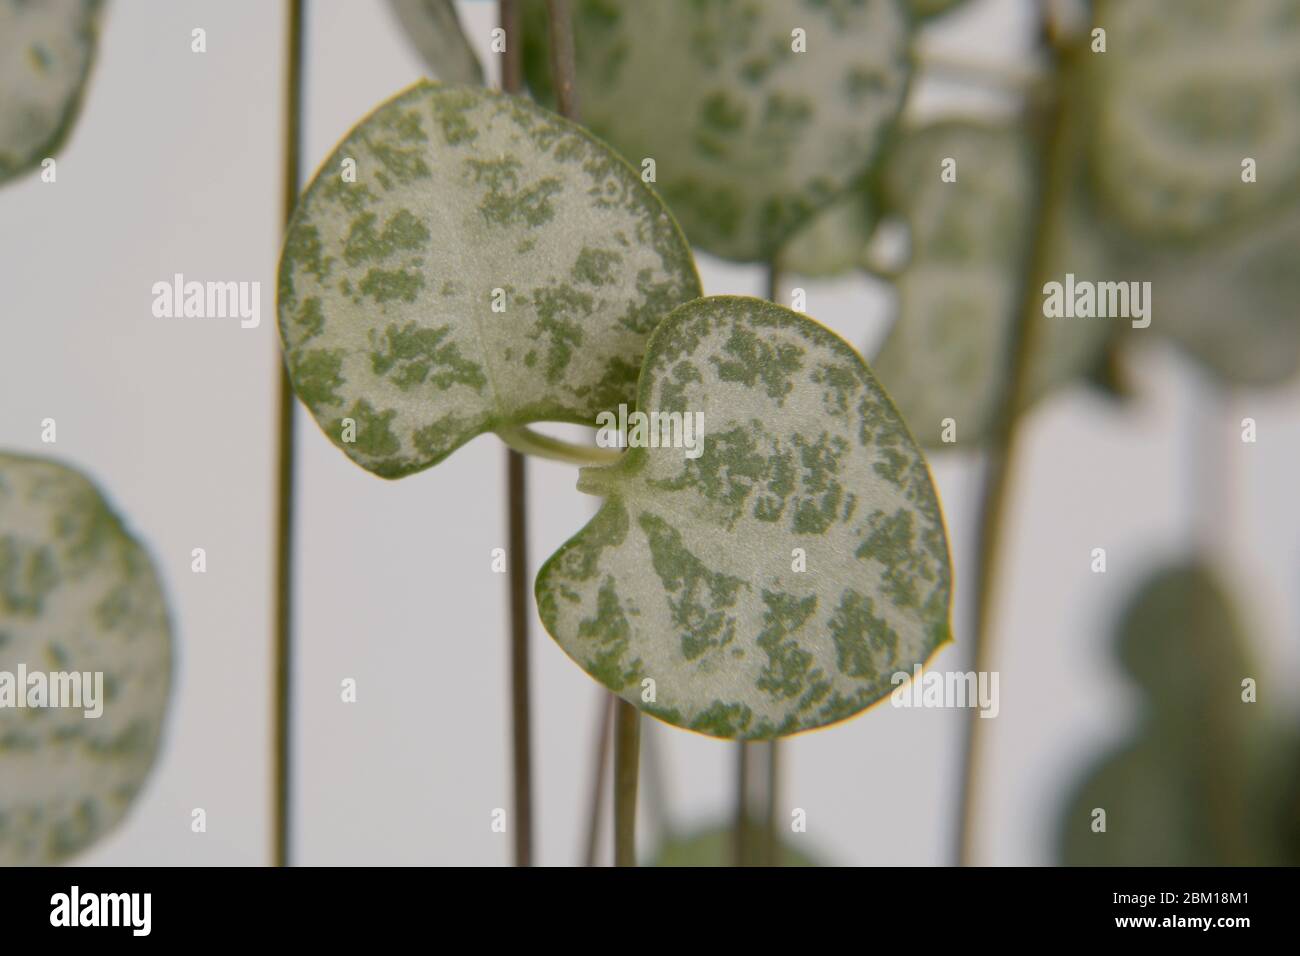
[
  {"x1": 497, "y1": 424, "x2": 623, "y2": 466},
  {"x1": 954, "y1": 36, "x2": 1074, "y2": 867},
  {"x1": 732, "y1": 743, "x2": 751, "y2": 866},
  {"x1": 613, "y1": 698, "x2": 640, "y2": 867},
  {"x1": 505, "y1": 450, "x2": 532, "y2": 865},
  {"x1": 581, "y1": 692, "x2": 615, "y2": 866},
  {"x1": 498, "y1": 0, "x2": 533, "y2": 869},
  {"x1": 545, "y1": 0, "x2": 578, "y2": 117},
  {"x1": 272, "y1": 0, "x2": 305, "y2": 870},
  {"x1": 763, "y1": 740, "x2": 780, "y2": 866},
  {"x1": 499, "y1": 0, "x2": 522, "y2": 93}
]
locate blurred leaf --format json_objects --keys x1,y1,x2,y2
[
  {"x1": 0, "y1": 452, "x2": 172, "y2": 865},
  {"x1": 278, "y1": 82, "x2": 701, "y2": 478},
  {"x1": 1087, "y1": 0, "x2": 1300, "y2": 240},
  {"x1": 0, "y1": 0, "x2": 103, "y2": 186},
  {"x1": 522, "y1": 0, "x2": 912, "y2": 263},
  {"x1": 909, "y1": 0, "x2": 970, "y2": 19},
  {"x1": 648, "y1": 822, "x2": 822, "y2": 866},
  {"x1": 1122, "y1": 202, "x2": 1300, "y2": 388},
  {"x1": 775, "y1": 183, "x2": 874, "y2": 278},
  {"x1": 387, "y1": 0, "x2": 484, "y2": 85},
  {"x1": 536, "y1": 296, "x2": 952, "y2": 739},
  {"x1": 1059, "y1": 563, "x2": 1289, "y2": 866},
  {"x1": 870, "y1": 121, "x2": 1109, "y2": 449}
]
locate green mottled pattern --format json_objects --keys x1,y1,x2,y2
[
  {"x1": 0, "y1": 453, "x2": 172, "y2": 865},
  {"x1": 871, "y1": 122, "x2": 1108, "y2": 448},
  {"x1": 387, "y1": 0, "x2": 483, "y2": 85},
  {"x1": 0, "y1": 0, "x2": 102, "y2": 185},
  {"x1": 278, "y1": 82, "x2": 701, "y2": 478},
  {"x1": 522, "y1": 0, "x2": 911, "y2": 263},
  {"x1": 1088, "y1": 0, "x2": 1300, "y2": 239},
  {"x1": 536, "y1": 297, "x2": 951, "y2": 740}
]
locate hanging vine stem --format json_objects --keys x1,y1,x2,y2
[
  {"x1": 498, "y1": 0, "x2": 534, "y2": 869},
  {"x1": 272, "y1": 0, "x2": 305, "y2": 869},
  {"x1": 953, "y1": 31, "x2": 1077, "y2": 867}
]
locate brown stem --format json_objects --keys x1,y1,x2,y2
[
  {"x1": 545, "y1": 0, "x2": 578, "y2": 117},
  {"x1": 272, "y1": 0, "x2": 305, "y2": 869},
  {"x1": 497, "y1": 0, "x2": 534, "y2": 870}
]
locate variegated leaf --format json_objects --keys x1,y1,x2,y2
[
  {"x1": 0, "y1": 453, "x2": 172, "y2": 865},
  {"x1": 0, "y1": 0, "x2": 103, "y2": 186},
  {"x1": 1088, "y1": 0, "x2": 1300, "y2": 239},
  {"x1": 278, "y1": 82, "x2": 701, "y2": 478},
  {"x1": 871, "y1": 121, "x2": 1109, "y2": 448},
  {"x1": 521, "y1": 0, "x2": 912, "y2": 263},
  {"x1": 536, "y1": 296, "x2": 952, "y2": 740},
  {"x1": 387, "y1": 0, "x2": 484, "y2": 86}
]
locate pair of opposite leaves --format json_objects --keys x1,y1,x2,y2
[{"x1": 278, "y1": 82, "x2": 954, "y2": 741}]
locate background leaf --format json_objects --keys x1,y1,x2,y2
[
  {"x1": 775, "y1": 181, "x2": 874, "y2": 278},
  {"x1": 522, "y1": 0, "x2": 912, "y2": 263},
  {"x1": 0, "y1": 0, "x2": 103, "y2": 186},
  {"x1": 909, "y1": 0, "x2": 970, "y2": 20},
  {"x1": 1058, "y1": 563, "x2": 1290, "y2": 866},
  {"x1": 648, "y1": 822, "x2": 822, "y2": 866},
  {"x1": 0, "y1": 452, "x2": 172, "y2": 865},
  {"x1": 536, "y1": 296, "x2": 952, "y2": 739},
  {"x1": 1087, "y1": 0, "x2": 1300, "y2": 240},
  {"x1": 278, "y1": 82, "x2": 701, "y2": 478},
  {"x1": 386, "y1": 0, "x2": 484, "y2": 86},
  {"x1": 870, "y1": 121, "x2": 1110, "y2": 449}
]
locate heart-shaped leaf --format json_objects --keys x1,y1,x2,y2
[
  {"x1": 0, "y1": 453, "x2": 172, "y2": 865},
  {"x1": 0, "y1": 0, "x2": 103, "y2": 186},
  {"x1": 521, "y1": 0, "x2": 912, "y2": 263},
  {"x1": 387, "y1": 0, "x2": 484, "y2": 86},
  {"x1": 870, "y1": 121, "x2": 1110, "y2": 448},
  {"x1": 1087, "y1": 0, "x2": 1300, "y2": 240},
  {"x1": 278, "y1": 82, "x2": 701, "y2": 478},
  {"x1": 536, "y1": 296, "x2": 952, "y2": 740}
]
